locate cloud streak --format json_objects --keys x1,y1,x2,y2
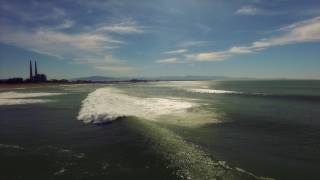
[
  {"x1": 178, "y1": 41, "x2": 208, "y2": 48},
  {"x1": 0, "y1": 27, "x2": 121, "y2": 58},
  {"x1": 0, "y1": 1, "x2": 146, "y2": 74},
  {"x1": 0, "y1": 13, "x2": 144, "y2": 72},
  {"x1": 156, "y1": 58, "x2": 180, "y2": 64},
  {"x1": 96, "y1": 19, "x2": 144, "y2": 34},
  {"x1": 163, "y1": 49, "x2": 188, "y2": 54},
  {"x1": 74, "y1": 55, "x2": 134, "y2": 73},
  {"x1": 236, "y1": 6, "x2": 260, "y2": 15},
  {"x1": 235, "y1": 5, "x2": 286, "y2": 16},
  {"x1": 185, "y1": 16, "x2": 320, "y2": 62}
]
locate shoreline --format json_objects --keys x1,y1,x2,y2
[
  {"x1": 0, "y1": 82, "x2": 74, "y2": 89},
  {"x1": 0, "y1": 80, "x2": 156, "y2": 89}
]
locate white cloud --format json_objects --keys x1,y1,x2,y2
[
  {"x1": 74, "y1": 55, "x2": 125, "y2": 65},
  {"x1": 0, "y1": 1, "x2": 143, "y2": 75},
  {"x1": 185, "y1": 16, "x2": 320, "y2": 62},
  {"x1": 228, "y1": 46, "x2": 253, "y2": 54},
  {"x1": 178, "y1": 41, "x2": 208, "y2": 48},
  {"x1": 235, "y1": 6, "x2": 285, "y2": 16},
  {"x1": 251, "y1": 16, "x2": 320, "y2": 48},
  {"x1": 156, "y1": 58, "x2": 180, "y2": 64},
  {"x1": 0, "y1": 2, "x2": 67, "y2": 22},
  {"x1": 236, "y1": 6, "x2": 259, "y2": 15},
  {"x1": 164, "y1": 49, "x2": 188, "y2": 54},
  {"x1": 74, "y1": 55, "x2": 134, "y2": 73},
  {"x1": 185, "y1": 52, "x2": 228, "y2": 62},
  {"x1": 0, "y1": 18, "x2": 145, "y2": 72},
  {"x1": 96, "y1": 20, "x2": 144, "y2": 34},
  {"x1": 0, "y1": 27, "x2": 121, "y2": 59},
  {"x1": 55, "y1": 19, "x2": 75, "y2": 29}
]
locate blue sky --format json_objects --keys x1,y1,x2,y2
[{"x1": 0, "y1": 0, "x2": 320, "y2": 79}]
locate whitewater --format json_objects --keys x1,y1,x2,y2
[
  {"x1": 77, "y1": 87, "x2": 197, "y2": 124},
  {"x1": 0, "y1": 91, "x2": 65, "y2": 105},
  {"x1": 76, "y1": 86, "x2": 273, "y2": 180}
]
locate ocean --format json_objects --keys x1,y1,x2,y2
[{"x1": 0, "y1": 80, "x2": 320, "y2": 180}]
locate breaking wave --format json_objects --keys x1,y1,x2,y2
[
  {"x1": 77, "y1": 87, "x2": 273, "y2": 179},
  {"x1": 77, "y1": 88, "x2": 197, "y2": 124}
]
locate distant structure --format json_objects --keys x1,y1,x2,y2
[
  {"x1": 29, "y1": 60, "x2": 33, "y2": 81},
  {"x1": 29, "y1": 60, "x2": 47, "y2": 82}
]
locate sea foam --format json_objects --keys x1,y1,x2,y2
[
  {"x1": 77, "y1": 88, "x2": 196, "y2": 124},
  {"x1": 153, "y1": 81, "x2": 210, "y2": 88},
  {"x1": 0, "y1": 91, "x2": 64, "y2": 105},
  {"x1": 187, "y1": 88, "x2": 241, "y2": 94}
]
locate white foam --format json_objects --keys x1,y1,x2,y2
[
  {"x1": 0, "y1": 91, "x2": 64, "y2": 105},
  {"x1": 153, "y1": 81, "x2": 210, "y2": 88},
  {"x1": 54, "y1": 168, "x2": 66, "y2": 176},
  {"x1": 187, "y1": 88, "x2": 241, "y2": 94},
  {"x1": 0, "y1": 99, "x2": 53, "y2": 105},
  {"x1": 77, "y1": 88, "x2": 195, "y2": 124},
  {"x1": 0, "y1": 92, "x2": 64, "y2": 99},
  {"x1": 0, "y1": 143, "x2": 24, "y2": 150}
]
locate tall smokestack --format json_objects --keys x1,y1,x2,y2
[
  {"x1": 35, "y1": 61, "x2": 38, "y2": 76},
  {"x1": 29, "y1": 60, "x2": 33, "y2": 80}
]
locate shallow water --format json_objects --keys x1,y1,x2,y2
[{"x1": 1, "y1": 80, "x2": 320, "y2": 179}]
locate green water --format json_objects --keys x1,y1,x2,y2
[{"x1": 0, "y1": 80, "x2": 320, "y2": 179}]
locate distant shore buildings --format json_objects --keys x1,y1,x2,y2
[
  {"x1": 28, "y1": 60, "x2": 47, "y2": 82},
  {"x1": 0, "y1": 60, "x2": 149, "y2": 84},
  {"x1": 0, "y1": 60, "x2": 49, "y2": 84}
]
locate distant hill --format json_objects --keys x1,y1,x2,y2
[
  {"x1": 143, "y1": 76, "x2": 233, "y2": 81},
  {"x1": 72, "y1": 75, "x2": 255, "y2": 81},
  {"x1": 72, "y1": 76, "x2": 127, "y2": 81}
]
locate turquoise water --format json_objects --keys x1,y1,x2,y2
[{"x1": 0, "y1": 80, "x2": 320, "y2": 179}]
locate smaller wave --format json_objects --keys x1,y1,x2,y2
[
  {"x1": 0, "y1": 92, "x2": 65, "y2": 99},
  {"x1": 153, "y1": 81, "x2": 210, "y2": 88},
  {"x1": 188, "y1": 88, "x2": 320, "y2": 102},
  {"x1": 54, "y1": 168, "x2": 66, "y2": 176},
  {"x1": 0, "y1": 99, "x2": 54, "y2": 105},
  {"x1": 0, "y1": 143, "x2": 24, "y2": 150},
  {"x1": 188, "y1": 88, "x2": 241, "y2": 94},
  {"x1": 0, "y1": 91, "x2": 65, "y2": 106},
  {"x1": 41, "y1": 145, "x2": 86, "y2": 159}
]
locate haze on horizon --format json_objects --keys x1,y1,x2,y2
[{"x1": 0, "y1": 0, "x2": 320, "y2": 80}]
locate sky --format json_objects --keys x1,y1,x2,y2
[{"x1": 0, "y1": 0, "x2": 320, "y2": 79}]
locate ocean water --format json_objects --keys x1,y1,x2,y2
[{"x1": 0, "y1": 80, "x2": 320, "y2": 180}]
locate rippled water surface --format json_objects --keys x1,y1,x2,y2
[{"x1": 1, "y1": 80, "x2": 320, "y2": 179}]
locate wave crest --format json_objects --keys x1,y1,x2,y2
[{"x1": 77, "y1": 88, "x2": 195, "y2": 124}]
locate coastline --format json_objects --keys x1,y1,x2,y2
[
  {"x1": 0, "y1": 83, "x2": 69, "y2": 89},
  {"x1": 0, "y1": 80, "x2": 154, "y2": 89}
]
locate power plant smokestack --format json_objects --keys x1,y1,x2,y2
[
  {"x1": 29, "y1": 60, "x2": 33, "y2": 80},
  {"x1": 35, "y1": 61, "x2": 38, "y2": 76}
]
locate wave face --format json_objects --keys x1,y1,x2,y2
[
  {"x1": 0, "y1": 92, "x2": 65, "y2": 105},
  {"x1": 77, "y1": 88, "x2": 196, "y2": 124}
]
